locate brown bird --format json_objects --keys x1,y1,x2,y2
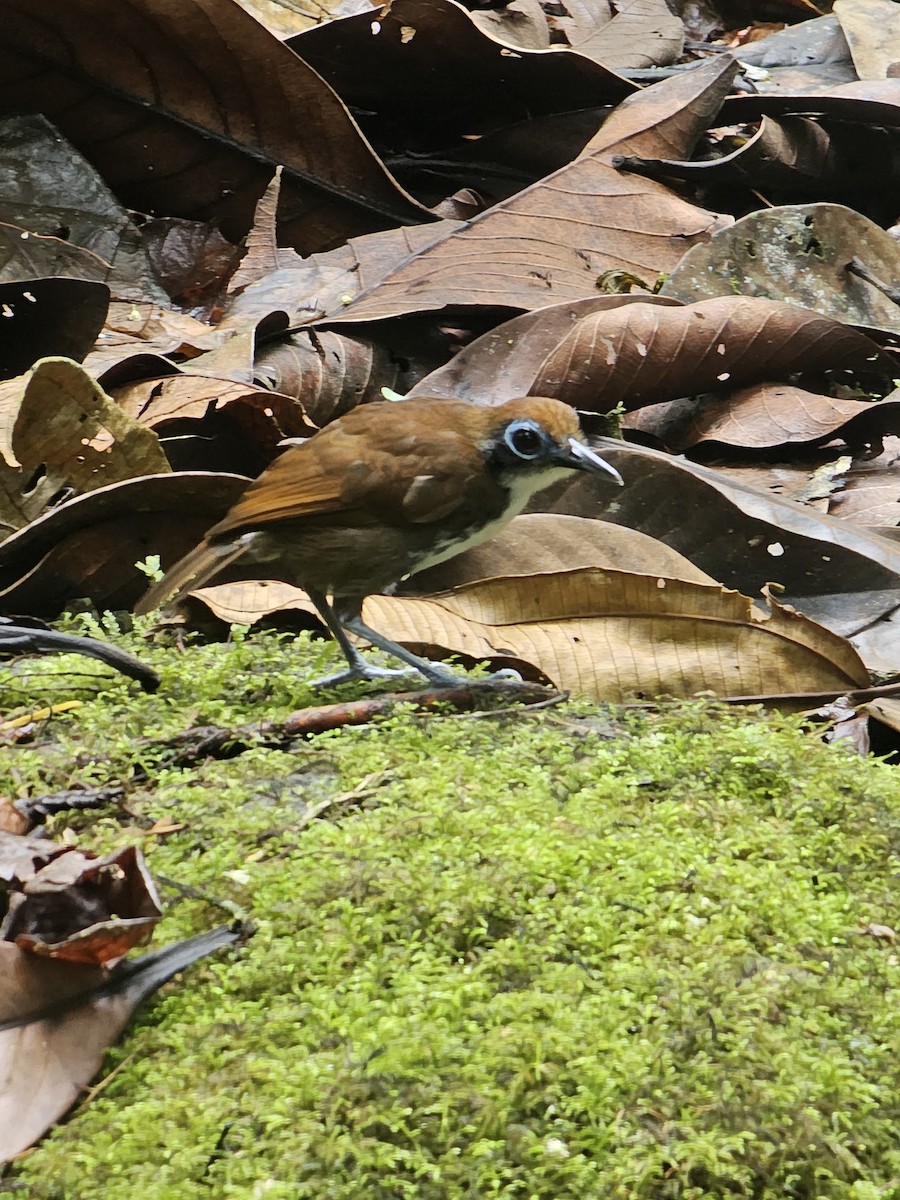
[{"x1": 136, "y1": 395, "x2": 623, "y2": 686}]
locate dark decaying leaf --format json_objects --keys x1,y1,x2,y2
[
  {"x1": 0, "y1": 472, "x2": 248, "y2": 617},
  {"x1": 138, "y1": 218, "x2": 242, "y2": 310},
  {"x1": 290, "y1": 0, "x2": 634, "y2": 157},
  {"x1": 660, "y1": 204, "x2": 900, "y2": 334},
  {"x1": 724, "y1": 80, "x2": 900, "y2": 131},
  {"x1": 615, "y1": 117, "x2": 900, "y2": 219},
  {"x1": 531, "y1": 297, "x2": 893, "y2": 411},
  {"x1": 541, "y1": 439, "x2": 900, "y2": 603},
  {"x1": 0, "y1": 279, "x2": 109, "y2": 381},
  {"x1": 0, "y1": 115, "x2": 167, "y2": 304},
  {"x1": 1, "y1": 844, "x2": 162, "y2": 966},
  {"x1": 0, "y1": 924, "x2": 246, "y2": 1163},
  {"x1": 0, "y1": 0, "x2": 429, "y2": 252}
]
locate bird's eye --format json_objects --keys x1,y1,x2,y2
[{"x1": 503, "y1": 421, "x2": 544, "y2": 460}]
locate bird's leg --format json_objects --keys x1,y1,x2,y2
[
  {"x1": 306, "y1": 589, "x2": 413, "y2": 687},
  {"x1": 342, "y1": 613, "x2": 522, "y2": 688},
  {"x1": 340, "y1": 613, "x2": 468, "y2": 686}
]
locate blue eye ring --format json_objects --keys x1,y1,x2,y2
[{"x1": 503, "y1": 419, "x2": 544, "y2": 460}]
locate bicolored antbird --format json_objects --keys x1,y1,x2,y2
[{"x1": 136, "y1": 395, "x2": 623, "y2": 685}]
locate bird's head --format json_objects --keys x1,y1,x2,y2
[{"x1": 481, "y1": 397, "x2": 623, "y2": 492}]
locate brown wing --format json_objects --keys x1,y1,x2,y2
[{"x1": 208, "y1": 399, "x2": 491, "y2": 540}]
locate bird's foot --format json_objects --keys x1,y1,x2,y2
[{"x1": 310, "y1": 662, "x2": 416, "y2": 689}]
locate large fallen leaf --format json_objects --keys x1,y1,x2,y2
[
  {"x1": 660, "y1": 204, "x2": 900, "y2": 334},
  {"x1": 0, "y1": 359, "x2": 170, "y2": 535},
  {"x1": 291, "y1": 0, "x2": 634, "y2": 157},
  {"x1": 543, "y1": 439, "x2": 900, "y2": 601},
  {"x1": 0, "y1": 924, "x2": 244, "y2": 1163},
  {"x1": 189, "y1": 571, "x2": 870, "y2": 700},
  {"x1": 531, "y1": 297, "x2": 893, "y2": 411},
  {"x1": 623, "y1": 382, "x2": 900, "y2": 453},
  {"x1": 0, "y1": 0, "x2": 428, "y2": 251},
  {"x1": 323, "y1": 58, "x2": 734, "y2": 321},
  {"x1": 404, "y1": 512, "x2": 718, "y2": 592},
  {"x1": 369, "y1": 575, "x2": 870, "y2": 699}
]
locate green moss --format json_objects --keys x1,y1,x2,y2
[{"x1": 2, "y1": 626, "x2": 899, "y2": 1199}]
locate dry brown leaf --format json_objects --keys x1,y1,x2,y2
[
  {"x1": 2, "y1": 845, "x2": 162, "y2": 967},
  {"x1": 407, "y1": 295, "x2": 680, "y2": 403},
  {"x1": 828, "y1": 435, "x2": 900, "y2": 526},
  {"x1": 624, "y1": 383, "x2": 900, "y2": 452},
  {"x1": 189, "y1": 570, "x2": 869, "y2": 701},
  {"x1": 542, "y1": 439, "x2": 900, "y2": 602},
  {"x1": 405, "y1": 512, "x2": 718, "y2": 592},
  {"x1": 323, "y1": 59, "x2": 734, "y2": 322},
  {"x1": 557, "y1": 0, "x2": 684, "y2": 69},
  {"x1": 114, "y1": 375, "x2": 314, "y2": 461},
  {"x1": 531, "y1": 297, "x2": 893, "y2": 411},
  {"x1": 469, "y1": 0, "x2": 551, "y2": 50}
]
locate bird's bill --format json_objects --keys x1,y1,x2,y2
[{"x1": 557, "y1": 438, "x2": 624, "y2": 485}]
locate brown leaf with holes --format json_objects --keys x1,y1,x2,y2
[
  {"x1": 0, "y1": 359, "x2": 170, "y2": 536},
  {"x1": 407, "y1": 295, "x2": 680, "y2": 404},
  {"x1": 546, "y1": 439, "x2": 900, "y2": 596},
  {"x1": 531, "y1": 297, "x2": 893, "y2": 412}
]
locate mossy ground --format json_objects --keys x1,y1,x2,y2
[{"x1": 2, "y1": 620, "x2": 899, "y2": 1200}]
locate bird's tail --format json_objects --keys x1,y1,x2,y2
[{"x1": 134, "y1": 538, "x2": 250, "y2": 615}]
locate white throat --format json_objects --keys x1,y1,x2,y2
[{"x1": 411, "y1": 465, "x2": 572, "y2": 575}]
